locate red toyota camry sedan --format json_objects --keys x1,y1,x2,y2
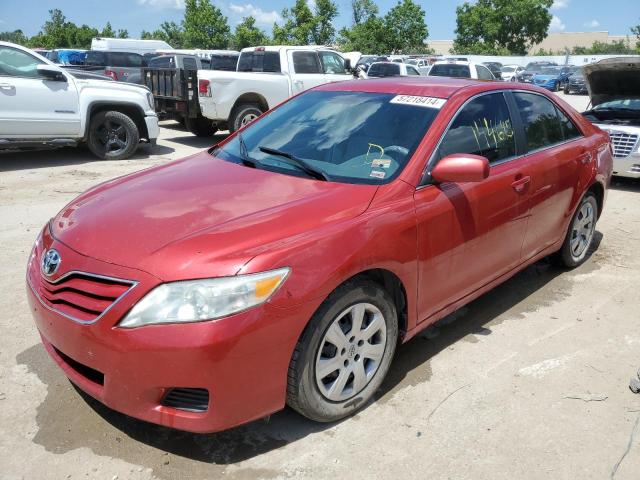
[{"x1": 27, "y1": 77, "x2": 612, "y2": 433}]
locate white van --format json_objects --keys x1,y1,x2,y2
[{"x1": 91, "y1": 38, "x2": 173, "y2": 55}]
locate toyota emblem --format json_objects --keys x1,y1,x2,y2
[{"x1": 41, "y1": 249, "x2": 61, "y2": 276}]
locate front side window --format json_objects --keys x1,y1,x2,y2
[
  {"x1": 213, "y1": 91, "x2": 441, "y2": 184},
  {"x1": 292, "y1": 51, "x2": 322, "y2": 74},
  {"x1": 0, "y1": 46, "x2": 44, "y2": 78},
  {"x1": 438, "y1": 93, "x2": 516, "y2": 164},
  {"x1": 557, "y1": 108, "x2": 581, "y2": 140},
  {"x1": 319, "y1": 51, "x2": 346, "y2": 75},
  {"x1": 513, "y1": 92, "x2": 564, "y2": 151}
]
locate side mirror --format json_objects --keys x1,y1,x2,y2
[
  {"x1": 344, "y1": 58, "x2": 352, "y2": 72},
  {"x1": 37, "y1": 64, "x2": 67, "y2": 82},
  {"x1": 431, "y1": 154, "x2": 490, "y2": 183}
]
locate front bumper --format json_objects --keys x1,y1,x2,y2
[
  {"x1": 144, "y1": 114, "x2": 159, "y2": 141},
  {"x1": 612, "y1": 152, "x2": 640, "y2": 179},
  {"x1": 27, "y1": 228, "x2": 317, "y2": 433}
]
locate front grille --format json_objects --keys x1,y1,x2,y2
[
  {"x1": 609, "y1": 132, "x2": 640, "y2": 158},
  {"x1": 32, "y1": 271, "x2": 135, "y2": 323},
  {"x1": 161, "y1": 388, "x2": 209, "y2": 413},
  {"x1": 53, "y1": 346, "x2": 105, "y2": 385}
]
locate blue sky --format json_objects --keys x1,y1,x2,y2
[{"x1": 0, "y1": 0, "x2": 638, "y2": 41}]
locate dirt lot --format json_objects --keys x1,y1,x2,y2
[{"x1": 1, "y1": 93, "x2": 640, "y2": 480}]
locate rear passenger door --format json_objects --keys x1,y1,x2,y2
[
  {"x1": 414, "y1": 92, "x2": 531, "y2": 322},
  {"x1": 288, "y1": 50, "x2": 326, "y2": 93},
  {"x1": 318, "y1": 51, "x2": 353, "y2": 83},
  {"x1": 511, "y1": 91, "x2": 586, "y2": 258}
]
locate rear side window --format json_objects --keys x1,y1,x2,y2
[
  {"x1": 557, "y1": 108, "x2": 581, "y2": 140},
  {"x1": 292, "y1": 51, "x2": 321, "y2": 74},
  {"x1": 430, "y1": 64, "x2": 471, "y2": 78},
  {"x1": 85, "y1": 51, "x2": 106, "y2": 66},
  {"x1": 513, "y1": 92, "x2": 564, "y2": 151},
  {"x1": 367, "y1": 63, "x2": 400, "y2": 77},
  {"x1": 438, "y1": 93, "x2": 516, "y2": 164},
  {"x1": 237, "y1": 51, "x2": 280, "y2": 72}
]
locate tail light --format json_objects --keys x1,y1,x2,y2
[
  {"x1": 198, "y1": 79, "x2": 211, "y2": 96},
  {"x1": 104, "y1": 69, "x2": 117, "y2": 81}
]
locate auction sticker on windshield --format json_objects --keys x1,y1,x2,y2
[{"x1": 390, "y1": 95, "x2": 446, "y2": 109}]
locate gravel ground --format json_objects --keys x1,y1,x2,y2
[{"x1": 1, "y1": 93, "x2": 640, "y2": 480}]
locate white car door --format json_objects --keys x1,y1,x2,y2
[
  {"x1": 318, "y1": 51, "x2": 353, "y2": 84},
  {"x1": 287, "y1": 50, "x2": 326, "y2": 94},
  {"x1": 0, "y1": 45, "x2": 80, "y2": 137}
]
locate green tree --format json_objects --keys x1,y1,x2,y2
[
  {"x1": 71, "y1": 25, "x2": 100, "y2": 49},
  {"x1": 312, "y1": 0, "x2": 338, "y2": 44},
  {"x1": 453, "y1": 0, "x2": 553, "y2": 55},
  {"x1": 232, "y1": 16, "x2": 268, "y2": 50},
  {"x1": 117, "y1": 29, "x2": 129, "y2": 39},
  {"x1": 100, "y1": 22, "x2": 116, "y2": 38},
  {"x1": 183, "y1": 0, "x2": 230, "y2": 49},
  {"x1": 40, "y1": 9, "x2": 72, "y2": 48},
  {"x1": 631, "y1": 19, "x2": 640, "y2": 50},
  {"x1": 351, "y1": 0, "x2": 378, "y2": 24},
  {"x1": 571, "y1": 39, "x2": 634, "y2": 55},
  {"x1": 141, "y1": 21, "x2": 184, "y2": 48},
  {"x1": 0, "y1": 29, "x2": 28, "y2": 45},
  {"x1": 273, "y1": 0, "x2": 315, "y2": 44},
  {"x1": 338, "y1": 16, "x2": 386, "y2": 53},
  {"x1": 383, "y1": 0, "x2": 429, "y2": 53}
]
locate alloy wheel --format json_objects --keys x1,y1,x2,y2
[
  {"x1": 570, "y1": 201, "x2": 595, "y2": 259},
  {"x1": 96, "y1": 119, "x2": 129, "y2": 155},
  {"x1": 240, "y1": 113, "x2": 258, "y2": 126},
  {"x1": 315, "y1": 303, "x2": 387, "y2": 402}
]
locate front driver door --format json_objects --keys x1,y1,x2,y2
[
  {"x1": 0, "y1": 45, "x2": 80, "y2": 137},
  {"x1": 414, "y1": 92, "x2": 532, "y2": 323}
]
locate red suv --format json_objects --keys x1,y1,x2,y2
[{"x1": 27, "y1": 77, "x2": 612, "y2": 433}]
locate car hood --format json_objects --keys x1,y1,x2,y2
[
  {"x1": 584, "y1": 57, "x2": 640, "y2": 107},
  {"x1": 51, "y1": 151, "x2": 377, "y2": 281}
]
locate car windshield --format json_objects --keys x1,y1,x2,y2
[
  {"x1": 429, "y1": 63, "x2": 470, "y2": 78},
  {"x1": 540, "y1": 67, "x2": 561, "y2": 75},
  {"x1": 594, "y1": 99, "x2": 640, "y2": 111},
  {"x1": 212, "y1": 91, "x2": 441, "y2": 184},
  {"x1": 368, "y1": 63, "x2": 400, "y2": 77}
]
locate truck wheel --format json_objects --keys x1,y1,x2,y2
[
  {"x1": 229, "y1": 103, "x2": 263, "y2": 133},
  {"x1": 185, "y1": 116, "x2": 215, "y2": 137},
  {"x1": 87, "y1": 110, "x2": 139, "y2": 160}
]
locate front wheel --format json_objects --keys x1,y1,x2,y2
[
  {"x1": 87, "y1": 110, "x2": 140, "y2": 160},
  {"x1": 287, "y1": 280, "x2": 398, "y2": 422},
  {"x1": 555, "y1": 193, "x2": 598, "y2": 268}
]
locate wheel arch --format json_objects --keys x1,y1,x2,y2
[
  {"x1": 231, "y1": 93, "x2": 269, "y2": 116},
  {"x1": 586, "y1": 180, "x2": 605, "y2": 219},
  {"x1": 84, "y1": 102, "x2": 149, "y2": 140}
]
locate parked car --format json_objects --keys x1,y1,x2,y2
[
  {"x1": 27, "y1": 76, "x2": 611, "y2": 434},
  {"x1": 428, "y1": 60, "x2": 495, "y2": 80},
  {"x1": 356, "y1": 55, "x2": 388, "y2": 72},
  {"x1": 500, "y1": 65, "x2": 525, "y2": 81},
  {"x1": 482, "y1": 61, "x2": 503, "y2": 79},
  {"x1": 83, "y1": 50, "x2": 147, "y2": 83},
  {"x1": 143, "y1": 54, "x2": 208, "y2": 134},
  {"x1": 531, "y1": 66, "x2": 565, "y2": 91},
  {"x1": 524, "y1": 61, "x2": 557, "y2": 70},
  {"x1": 367, "y1": 61, "x2": 422, "y2": 77},
  {"x1": 405, "y1": 58, "x2": 431, "y2": 75},
  {"x1": 582, "y1": 57, "x2": 640, "y2": 178},
  {"x1": 564, "y1": 67, "x2": 587, "y2": 95},
  {"x1": 0, "y1": 41, "x2": 158, "y2": 160},
  {"x1": 515, "y1": 65, "x2": 545, "y2": 83},
  {"x1": 154, "y1": 49, "x2": 240, "y2": 71},
  {"x1": 197, "y1": 46, "x2": 353, "y2": 133}
]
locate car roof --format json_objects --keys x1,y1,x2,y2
[{"x1": 316, "y1": 76, "x2": 549, "y2": 99}]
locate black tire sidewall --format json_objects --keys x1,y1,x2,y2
[
  {"x1": 288, "y1": 280, "x2": 398, "y2": 422},
  {"x1": 87, "y1": 110, "x2": 139, "y2": 160},
  {"x1": 230, "y1": 104, "x2": 262, "y2": 133}
]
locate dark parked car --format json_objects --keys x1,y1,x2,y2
[
  {"x1": 83, "y1": 50, "x2": 147, "y2": 83},
  {"x1": 564, "y1": 67, "x2": 588, "y2": 94}
]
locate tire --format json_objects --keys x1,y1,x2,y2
[
  {"x1": 555, "y1": 193, "x2": 598, "y2": 268},
  {"x1": 287, "y1": 279, "x2": 398, "y2": 423},
  {"x1": 185, "y1": 115, "x2": 215, "y2": 137},
  {"x1": 229, "y1": 103, "x2": 263, "y2": 133},
  {"x1": 87, "y1": 110, "x2": 140, "y2": 160}
]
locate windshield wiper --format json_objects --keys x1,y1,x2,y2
[
  {"x1": 238, "y1": 133, "x2": 261, "y2": 168},
  {"x1": 258, "y1": 146, "x2": 330, "y2": 181}
]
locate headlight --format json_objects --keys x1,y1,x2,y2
[
  {"x1": 146, "y1": 92, "x2": 154, "y2": 111},
  {"x1": 119, "y1": 267, "x2": 290, "y2": 328}
]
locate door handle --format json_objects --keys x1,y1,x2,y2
[
  {"x1": 578, "y1": 151, "x2": 593, "y2": 164},
  {"x1": 511, "y1": 175, "x2": 531, "y2": 194}
]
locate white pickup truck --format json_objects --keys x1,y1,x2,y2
[
  {"x1": 197, "y1": 46, "x2": 354, "y2": 133},
  {"x1": 0, "y1": 41, "x2": 159, "y2": 160}
]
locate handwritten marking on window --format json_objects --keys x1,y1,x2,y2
[{"x1": 471, "y1": 118, "x2": 514, "y2": 152}]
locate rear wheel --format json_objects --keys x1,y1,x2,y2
[
  {"x1": 287, "y1": 280, "x2": 398, "y2": 422},
  {"x1": 87, "y1": 110, "x2": 139, "y2": 160},
  {"x1": 555, "y1": 193, "x2": 598, "y2": 268},
  {"x1": 229, "y1": 103, "x2": 263, "y2": 133},
  {"x1": 185, "y1": 115, "x2": 215, "y2": 137}
]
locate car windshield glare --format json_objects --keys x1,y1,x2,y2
[{"x1": 213, "y1": 91, "x2": 441, "y2": 184}]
